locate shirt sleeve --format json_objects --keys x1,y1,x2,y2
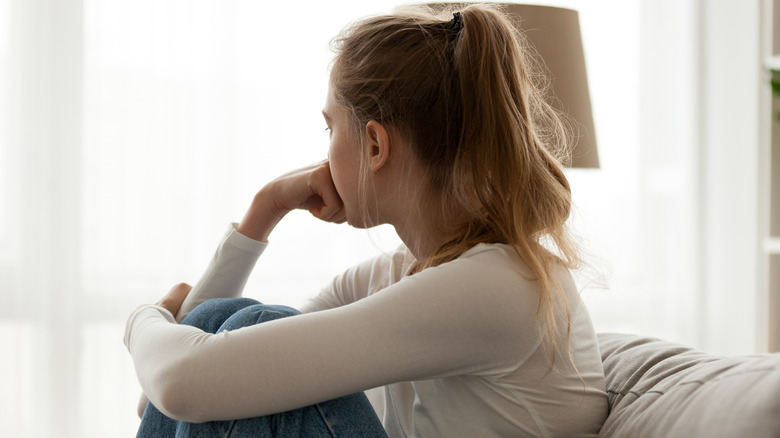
[
  {"x1": 124, "y1": 246, "x2": 543, "y2": 424},
  {"x1": 175, "y1": 223, "x2": 268, "y2": 322},
  {"x1": 132, "y1": 223, "x2": 268, "y2": 414}
]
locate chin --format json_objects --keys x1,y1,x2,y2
[
  {"x1": 346, "y1": 217, "x2": 371, "y2": 229},
  {"x1": 345, "y1": 211, "x2": 380, "y2": 229}
]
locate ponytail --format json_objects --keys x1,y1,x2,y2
[{"x1": 331, "y1": 4, "x2": 582, "y2": 368}]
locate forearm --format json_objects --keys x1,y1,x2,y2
[
  {"x1": 176, "y1": 223, "x2": 267, "y2": 322},
  {"x1": 236, "y1": 186, "x2": 287, "y2": 243},
  {"x1": 125, "y1": 261, "x2": 529, "y2": 424},
  {"x1": 126, "y1": 301, "x2": 406, "y2": 423},
  {"x1": 132, "y1": 160, "x2": 347, "y2": 418},
  {"x1": 179, "y1": 159, "x2": 348, "y2": 321}
]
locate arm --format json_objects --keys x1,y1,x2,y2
[
  {"x1": 132, "y1": 160, "x2": 346, "y2": 416},
  {"x1": 179, "y1": 159, "x2": 345, "y2": 321},
  {"x1": 175, "y1": 224, "x2": 268, "y2": 322},
  {"x1": 125, "y1": 249, "x2": 541, "y2": 423}
]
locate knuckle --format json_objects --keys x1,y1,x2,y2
[{"x1": 173, "y1": 282, "x2": 191, "y2": 293}]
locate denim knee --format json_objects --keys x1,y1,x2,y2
[
  {"x1": 181, "y1": 297, "x2": 262, "y2": 333},
  {"x1": 218, "y1": 303, "x2": 301, "y2": 333}
]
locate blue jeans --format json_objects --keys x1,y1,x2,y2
[{"x1": 136, "y1": 298, "x2": 388, "y2": 438}]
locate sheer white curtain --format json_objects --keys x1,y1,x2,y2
[
  {"x1": 1, "y1": 0, "x2": 753, "y2": 436},
  {"x1": 572, "y1": 0, "x2": 703, "y2": 344}
]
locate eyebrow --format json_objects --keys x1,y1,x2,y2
[{"x1": 321, "y1": 110, "x2": 331, "y2": 122}]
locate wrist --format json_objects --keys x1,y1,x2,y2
[{"x1": 237, "y1": 186, "x2": 287, "y2": 242}]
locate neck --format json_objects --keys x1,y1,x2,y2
[
  {"x1": 371, "y1": 139, "x2": 465, "y2": 260},
  {"x1": 394, "y1": 222, "x2": 447, "y2": 262},
  {"x1": 391, "y1": 198, "x2": 465, "y2": 262}
]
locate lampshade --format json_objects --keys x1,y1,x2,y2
[{"x1": 426, "y1": 3, "x2": 600, "y2": 168}]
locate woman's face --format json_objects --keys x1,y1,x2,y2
[{"x1": 323, "y1": 85, "x2": 364, "y2": 227}]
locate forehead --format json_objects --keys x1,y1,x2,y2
[{"x1": 323, "y1": 85, "x2": 341, "y2": 119}]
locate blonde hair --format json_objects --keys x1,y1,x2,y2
[{"x1": 330, "y1": 4, "x2": 582, "y2": 366}]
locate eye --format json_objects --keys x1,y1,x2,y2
[{"x1": 324, "y1": 126, "x2": 332, "y2": 136}]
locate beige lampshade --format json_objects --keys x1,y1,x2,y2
[{"x1": 427, "y1": 3, "x2": 600, "y2": 168}]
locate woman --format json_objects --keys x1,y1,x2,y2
[{"x1": 125, "y1": 4, "x2": 608, "y2": 437}]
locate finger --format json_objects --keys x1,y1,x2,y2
[
  {"x1": 303, "y1": 193, "x2": 325, "y2": 210},
  {"x1": 327, "y1": 204, "x2": 348, "y2": 224},
  {"x1": 168, "y1": 282, "x2": 192, "y2": 299},
  {"x1": 171, "y1": 282, "x2": 192, "y2": 293},
  {"x1": 332, "y1": 212, "x2": 347, "y2": 224},
  {"x1": 157, "y1": 283, "x2": 192, "y2": 317},
  {"x1": 314, "y1": 188, "x2": 344, "y2": 222},
  {"x1": 311, "y1": 167, "x2": 344, "y2": 222}
]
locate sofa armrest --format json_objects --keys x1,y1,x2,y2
[{"x1": 597, "y1": 333, "x2": 780, "y2": 438}]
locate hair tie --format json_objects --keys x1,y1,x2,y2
[{"x1": 450, "y1": 11, "x2": 463, "y2": 36}]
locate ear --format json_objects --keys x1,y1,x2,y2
[{"x1": 365, "y1": 120, "x2": 391, "y2": 173}]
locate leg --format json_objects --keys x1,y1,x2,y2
[
  {"x1": 136, "y1": 298, "x2": 262, "y2": 437},
  {"x1": 136, "y1": 298, "x2": 387, "y2": 438}
]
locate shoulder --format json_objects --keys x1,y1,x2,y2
[
  {"x1": 409, "y1": 243, "x2": 550, "y2": 293},
  {"x1": 302, "y1": 245, "x2": 415, "y2": 311},
  {"x1": 458, "y1": 243, "x2": 577, "y2": 295},
  {"x1": 346, "y1": 244, "x2": 575, "y2": 372},
  {"x1": 351, "y1": 244, "x2": 416, "y2": 295},
  {"x1": 401, "y1": 243, "x2": 578, "y2": 319},
  {"x1": 395, "y1": 244, "x2": 540, "y2": 310}
]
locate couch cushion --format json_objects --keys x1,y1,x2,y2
[{"x1": 597, "y1": 333, "x2": 780, "y2": 438}]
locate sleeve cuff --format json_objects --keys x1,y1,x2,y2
[
  {"x1": 124, "y1": 305, "x2": 176, "y2": 349},
  {"x1": 226, "y1": 223, "x2": 269, "y2": 255}
]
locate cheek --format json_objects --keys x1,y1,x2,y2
[
  {"x1": 328, "y1": 142, "x2": 355, "y2": 199},
  {"x1": 329, "y1": 140, "x2": 370, "y2": 225}
]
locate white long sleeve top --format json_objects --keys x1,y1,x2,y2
[{"x1": 124, "y1": 224, "x2": 608, "y2": 437}]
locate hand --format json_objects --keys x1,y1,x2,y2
[
  {"x1": 129, "y1": 282, "x2": 191, "y2": 419},
  {"x1": 155, "y1": 283, "x2": 192, "y2": 318},
  {"x1": 270, "y1": 160, "x2": 346, "y2": 222},
  {"x1": 238, "y1": 160, "x2": 346, "y2": 241}
]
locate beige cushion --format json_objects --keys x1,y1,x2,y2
[{"x1": 597, "y1": 333, "x2": 780, "y2": 438}]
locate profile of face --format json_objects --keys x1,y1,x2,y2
[{"x1": 322, "y1": 84, "x2": 364, "y2": 227}]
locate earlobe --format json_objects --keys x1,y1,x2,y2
[{"x1": 365, "y1": 120, "x2": 390, "y2": 173}]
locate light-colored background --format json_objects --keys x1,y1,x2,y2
[{"x1": 0, "y1": 0, "x2": 768, "y2": 436}]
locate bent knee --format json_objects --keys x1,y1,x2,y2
[
  {"x1": 180, "y1": 297, "x2": 261, "y2": 331},
  {"x1": 218, "y1": 303, "x2": 301, "y2": 332}
]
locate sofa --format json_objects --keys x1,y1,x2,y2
[{"x1": 597, "y1": 333, "x2": 780, "y2": 437}]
